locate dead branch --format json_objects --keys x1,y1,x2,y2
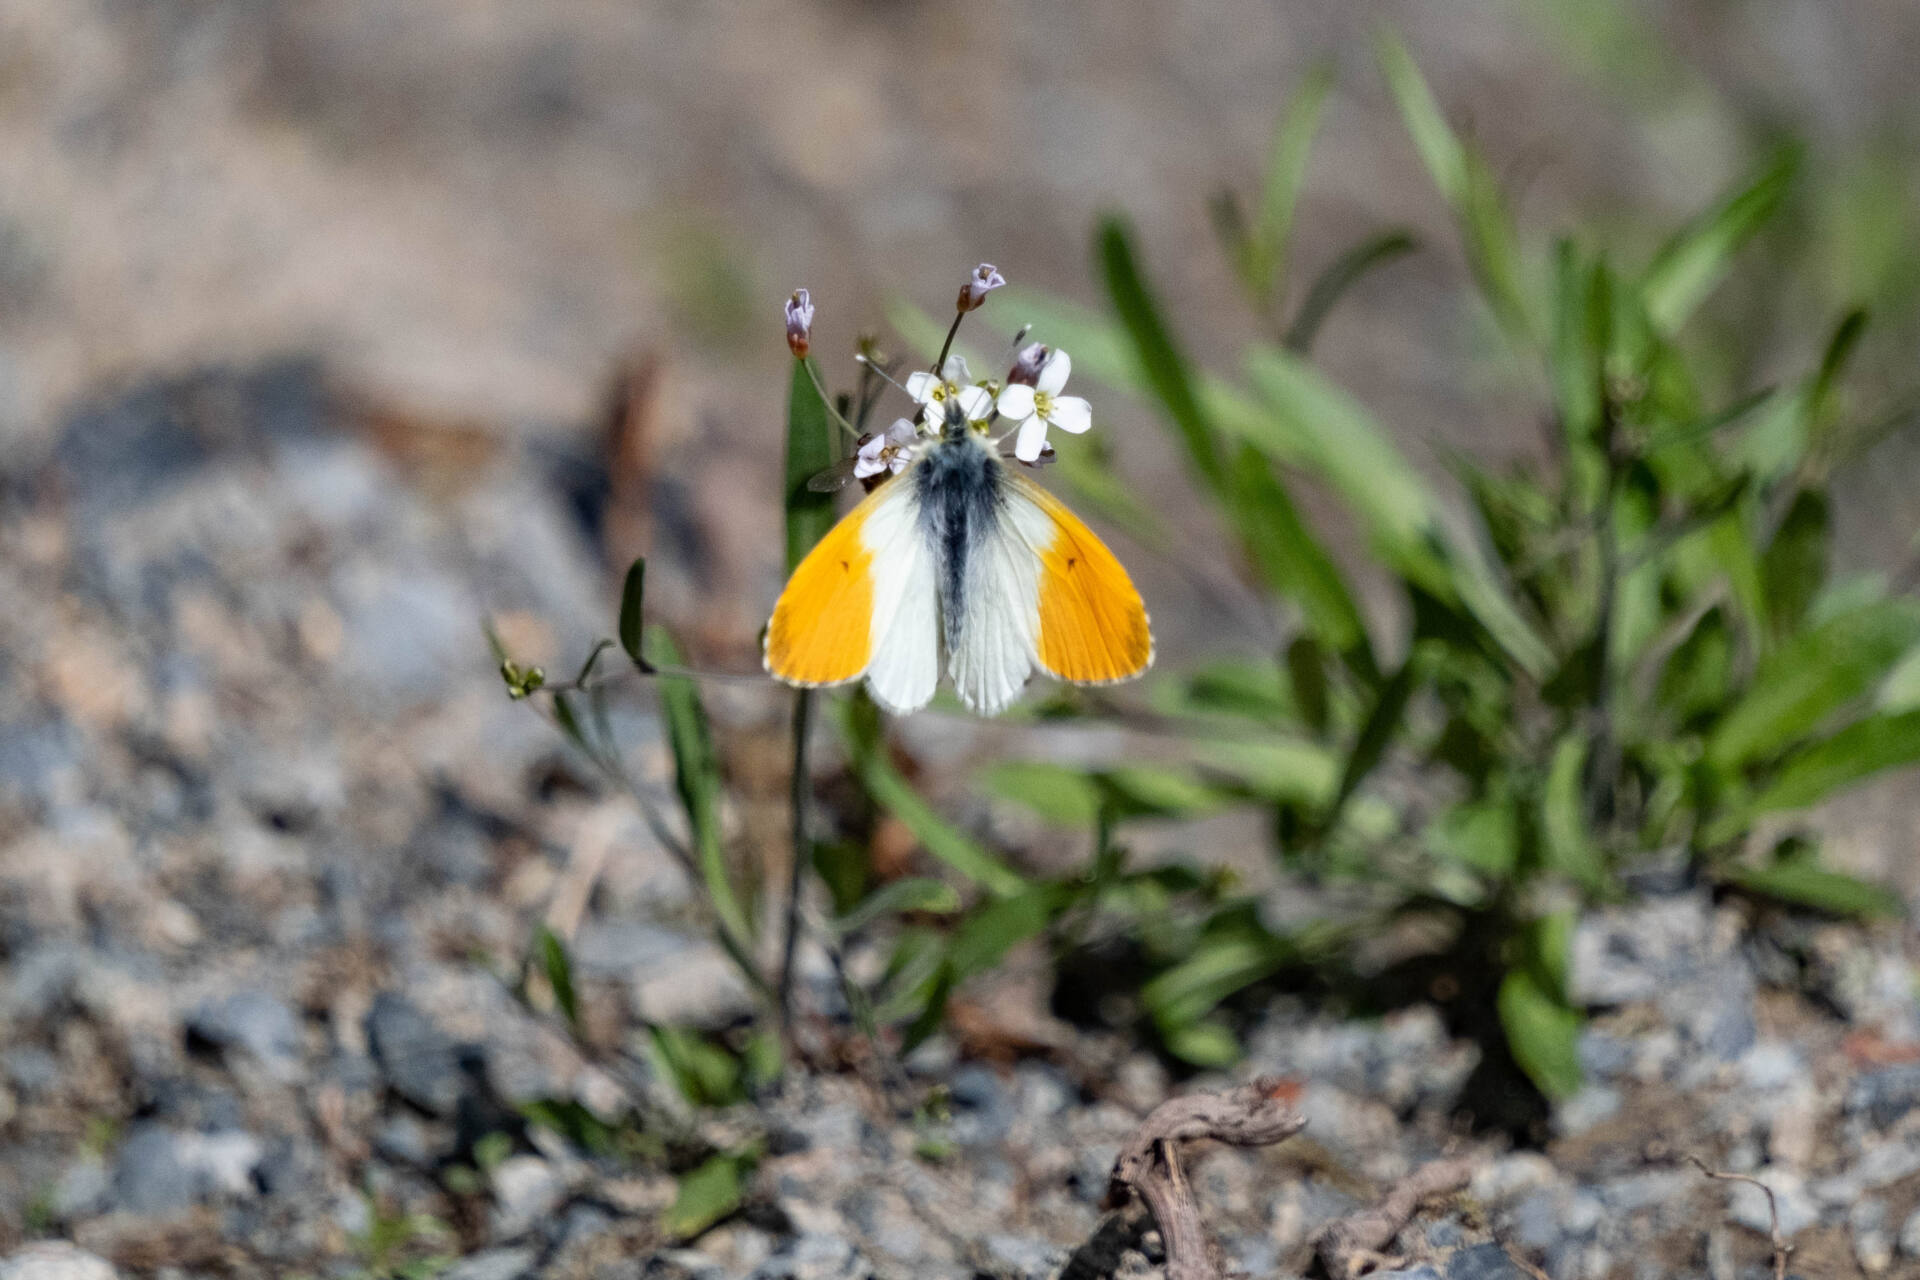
[
  {"x1": 1098, "y1": 1076, "x2": 1308, "y2": 1280},
  {"x1": 1314, "y1": 1156, "x2": 1475, "y2": 1279},
  {"x1": 1686, "y1": 1155, "x2": 1789, "y2": 1280}
]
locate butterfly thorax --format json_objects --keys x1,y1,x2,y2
[{"x1": 912, "y1": 421, "x2": 1001, "y2": 655}]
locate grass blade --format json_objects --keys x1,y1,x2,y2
[
  {"x1": 1245, "y1": 60, "x2": 1336, "y2": 309},
  {"x1": 785, "y1": 359, "x2": 838, "y2": 571},
  {"x1": 1751, "y1": 710, "x2": 1920, "y2": 813},
  {"x1": 618, "y1": 559, "x2": 649, "y2": 667},
  {"x1": 1640, "y1": 147, "x2": 1798, "y2": 335},
  {"x1": 1284, "y1": 229, "x2": 1418, "y2": 355},
  {"x1": 648, "y1": 625, "x2": 756, "y2": 950}
]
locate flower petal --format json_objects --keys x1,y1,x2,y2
[
  {"x1": 1014, "y1": 414, "x2": 1049, "y2": 462},
  {"x1": 1037, "y1": 348, "x2": 1072, "y2": 396},
  {"x1": 884, "y1": 417, "x2": 919, "y2": 445},
  {"x1": 853, "y1": 455, "x2": 884, "y2": 479},
  {"x1": 956, "y1": 385, "x2": 994, "y2": 420},
  {"x1": 940, "y1": 354, "x2": 972, "y2": 385},
  {"x1": 1049, "y1": 395, "x2": 1092, "y2": 434},
  {"x1": 996, "y1": 384, "x2": 1036, "y2": 419},
  {"x1": 904, "y1": 371, "x2": 937, "y2": 403}
]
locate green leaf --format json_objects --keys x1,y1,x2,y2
[
  {"x1": 1143, "y1": 910, "x2": 1292, "y2": 1029},
  {"x1": 1284, "y1": 228, "x2": 1418, "y2": 355},
  {"x1": 1326, "y1": 658, "x2": 1419, "y2": 828},
  {"x1": 1162, "y1": 1018, "x2": 1243, "y2": 1068},
  {"x1": 1878, "y1": 647, "x2": 1920, "y2": 712},
  {"x1": 649, "y1": 626, "x2": 755, "y2": 949},
  {"x1": 1375, "y1": 32, "x2": 1532, "y2": 345},
  {"x1": 1426, "y1": 796, "x2": 1520, "y2": 877},
  {"x1": 665, "y1": 1152, "x2": 751, "y2": 1240},
  {"x1": 1722, "y1": 857, "x2": 1902, "y2": 919},
  {"x1": 1640, "y1": 147, "x2": 1798, "y2": 335},
  {"x1": 1548, "y1": 239, "x2": 1603, "y2": 443},
  {"x1": 1098, "y1": 216, "x2": 1224, "y2": 490},
  {"x1": 1706, "y1": 601, "x2": 1920, "y2": 771},
  {"x1": 785, "y1": 359, "x2": 838, "y2": 571},
  {"x1": 1286, "y1": 637, "x2": 1331, "y2": 736},
  {"x1": 1242, "y1": 347, "x2": 1554, "y2": 679},
  {"x1": 978, "y1": 761, "x2": 1104, "y2": 827},
  {"x1": 1497, "y1": 967, "x2": 1583, "y2": 1101},
  {"x1": 1193, "y1": 738, "x2": 1342, "y2": 808},
  {"x1": 1541, "y1": 736, "x2": 1607, "y2": 892},
  {"x1": 1761, "y1": 489, "x2": 1829, "y2": 639},
  {"x1": 832, "y1": 877, "x2": 963, "y2": 934},
  {"x1": 945, "y1": 883, "x2": 1073, "y2": 981},
  {"x1": 1159, "y1": 657, "x2": 1293, "y2": 724},
  {"x1": 836, "y1": 699, "x2": 1027, "y2": 897},
  {"x1": 1751, "y1": 710, "x2": 1920, "y2": 813},
  {"x1": 1226, "y1": 443, "x2": 1371, "y2": 660},
  {"x1": 532, "y1": 925, "x2": 580, "y2": 1032},
  {"x1": 648, "y1": 1026, "x2": 743, "y2": 1108},
  {"x1": 618, "y1": 558, "x2": 649, "y2": 666},
  {"x1": 1244, "y1": 61, "x2": 1335, "y2": 307}
]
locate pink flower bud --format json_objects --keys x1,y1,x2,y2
[
  {"x1": 1007, "y1": 341, "x2": 1049, "y2": 386},
  {"x1": 784, "y1": 289, "x2": 815, "y2": 358},
  {"x1": 956, "y1": 263, "x2": 1006, "y2": 313}
]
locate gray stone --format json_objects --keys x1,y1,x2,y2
[
  {"x1": 366, "y1": 992, "x2": 464, "y2": 1117},
  {"x1": 0, "y1": 1243, "x2": 118, "y2": 1280},
  {"x1": 441, "y1": 1247, "x2": 538, "y2": 1280},
  {"x1": 51, "y1": 1157, "x2": 112, "y2": 1219},
  {"x1": 186, "y1": 990, "x2": 304, "y2": 1077},
  {"x1": 984, "y1": 1234, "x2": 1065, "y2": 1278},
  {"x1": 1900, "y1": 1205, "x2": 1920, "y2": 1258},
  {"x1": 747, "y1": 1232, "x2": 874, "y2": 1280},
  {"x1": 112, "y1": 1125, "x2": 263, "y2": 1214},
  {"x1": 1372, "y1": 1269, "x2": 1443, "y2": 1280},
  {"x1": 1728, "y1": 1170, "x2": 1818, "y2": 1238},
  {"x1": 946, "y1": 1064, "x2": 1014, "y2": 1148},
  {"x1": 489, "y1": 1155, "x2": 565, "y2": 1241},
  {"x1": 570, "y1": 919, "x2": 696, "y2": 976},
  {"x1": 1447, "y1": 1244, "x2": 1528, "y2": 1280},
  {"x1": 1848, "y1": 1065, "x2": 1920, "y2": 1129},
  {"x1": 1738, "y1": 1041, "x2": 1805, "y2": 1092}
]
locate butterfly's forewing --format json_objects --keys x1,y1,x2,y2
[{"x1": 764, "y1": 473, "x2": 940, "y2": 713}]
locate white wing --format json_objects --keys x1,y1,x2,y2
[
  {"x1": 946, "y1": 487, "x2": 1046, "y2": 715},
  {"x1": 860, "y1": 477, "x2": 940, "y2": 715}
]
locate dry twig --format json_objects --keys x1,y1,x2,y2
[
  {"x1": 1096, "y1": 1076, "x2": 1307, "y2": 1280},
  {"x1": 1686, "y1": 1155, "x2": 1789, "y2": 1280},
  {"x1": 1313, "y1": 1157, "x2": 1475, "y2": 1279}
]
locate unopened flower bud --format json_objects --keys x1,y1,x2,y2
[
  {"x1": 784, "y1": 289, "x2": 815, "y2": 358},
  {"x1": 957, "y1": 263, "x2": 1006, "y2": 313},
  {"x1": 1007, "y1": 341, "x2": 1049, "y2": 386}
]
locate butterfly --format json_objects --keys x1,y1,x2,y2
[{"x1": 765, "y1": 399, "x2": 1152, "y2": 715}]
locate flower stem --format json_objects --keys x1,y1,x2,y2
[
  {"x1": 778, "y1": 689, "x2": 815, "y2": 1027},
  {"x1": 932, "y1": 311, "x2": 966, "y2": 375},
  {"x1": 801, "y1": 358, "x2": 863, "y2": 440}
]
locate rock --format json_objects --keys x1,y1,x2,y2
[
  {"x1": 630, "y1": 941, "x2": 756, "y2": 1029},
  {"x1": 1447, "y1": 1244, "x2": 1528, "y2": 1280},
  {"x1": 490, "y1": 1155, "x2": 565, "y2": 1241},
  {"x1": 1553, "y1": 1085, "x2": 1621, "y2": 1138},
  {"x1": 1738, "y1": 1041, "x2": 1804, "y2": 1092},
  {"x1": 1372, "y1": 1269, "x2": 1442, "y2": 1280},
  {"x1": 186, "y1": 990, "x2": 304, "y2": 1078},
  {"x1": 0, "y1": 1243, "x2": 118, "y2": 1280},
  {"x1": 112, "y1": 1124, "x2": 263, "y2": 1213},
  {"x1": 1726, "y1": 1168, "x2": 1818, "y2": 1238},
  {"x1": 1900, "y1": 1205, "x2": 1920, "y2": 1257},
  {"x1": 1569, "y1": 893, "x2": 1711, "y2": 1006},
  {"x1": 984, "y1": 1234, "x2": 1064, "y2": 1279},
  {"x1": 946, "y1": 1064, "x2": 1014, "y2": 1148},
  {"x1": 1847, "y1": 1065, "x2": 1920, "y2": 1129},
  {"x1": 747, "y1": 1232, "x2": 875, "y2": 1280},
  {"x1": 366, "y1": 992, "x2": 465, "y2": 1117},
  {"x1": 569, "y1": 919, "x2": 696, "y2": 976},
  {"x1": 442, "y1": 1246, "x2": 538, "y2": 1280}
]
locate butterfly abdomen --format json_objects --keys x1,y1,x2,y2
[{"x1": 914, "y1": 434, "x2": 1003, "y2": 655}]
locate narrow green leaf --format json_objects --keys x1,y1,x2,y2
[
  {"x1": 1641, "y1": 147, "x2": 1798, "y2": 335},
  {"x1": 1193, "y1": 738, "x2": 1342, "y2": 808},
  {"x1": 1722, "y1": 857, "x2": 1902, "y2": 919},
  {"x1": 1752, "y1": 710, "x2": 1920, "y2": 813},
  {"x1": 648, "y1": 626, "x2": 755, "y2": 949},
  {"x1": 665, "y1": 1153, "x2": 749, "y2": 1240},
  {"x1": 1375, "y1": 30, "x2": 1468, "y2": 205},
  {"x1": 1878, "y1": 647, "x2": 1920, "y2": 712},
  {"x1": 1549, "y1": 239, "x2": 1602, "y2": 443},
  {"x1": 1761, "y1": 489, "x2": 1829, "y2": 639},
  {"x1": 785, "y1": 359, "x2": 838, "y2": 571},
  {"x1": 1162, "y1": 1018, "x2": 1243, "y2": 1069},
  {"x1": 1226, "y1": 444, "x2": 1370, "y2": 659},
  {"x1": 1285, "y1": 637, "x2": 1331, "y2": 736},
  {"x1": 1497, "y1": 968, "x2": 1584, "y2": 1101},
  {"x1": 1327, "y1": 658, "x2": 1419, "y2": 826},
  {"x1": 648, "y1": 1026, "x2": 743, "y2": 1108},
  {"x1": 1541, "y1": 736, "x2": 1607, "y2": 892},
  {"x1": 1426, "y1": 797, "x2": 1520, "y2": 877},
  {"x1": 832, "y1": 878, "x2": 963, "y2": 934},
  {"x1": 1245, "y1": 61, "x2": 1335, "y2": 307},
  {"x1": 836, "y1": 699, "x2": 1027, "y2": 897},
  {"x1": 618, "y1": 559, "x2": 648, "y2": 665},
  {"x1": 945, "y1": 884, "x2": 1072, "y2": 981},
  {"x1": 533, "y1": 924, "x2": 580, "y2": 1032},
  {"x1": 1098, "y1": 216, "x2": 1224, "y2": 489},
  {"x1": 1143, "y1": 914, "x2": 1292, "y2": 1029},
  {"x1": 551, "y1": 692, "x2": 591, "y2": 756},
  {"x1": 1706, "y1": 601, "x2": 1920, "y2": 771},
  {"x1": 978, "y1": 761, "x2": 1104, "y2": 827},
  {"x1": 1284, "y1": 228, "x2": 1418, "y2": 355},
  {"x1": 482, "y1": 619, "x2": 511, "y2": 666}
]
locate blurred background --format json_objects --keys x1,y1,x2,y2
[{"x1": 3, "y1": 2, "x2": 1920, "y2": 1277}]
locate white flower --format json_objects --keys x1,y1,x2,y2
[
  {"x1": 905, "y1": 355, "x2": 993, "y2": 430},
  {"x1": 853, "y1": 418, "x2": 920, "y2": 480},
  {"x1": 995, "y1": 349, "x2": 1090, "y2": 462}
]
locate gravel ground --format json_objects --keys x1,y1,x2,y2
[{"x1": 0, "y1": 366, "x2": 1917, "y2": 1279}]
